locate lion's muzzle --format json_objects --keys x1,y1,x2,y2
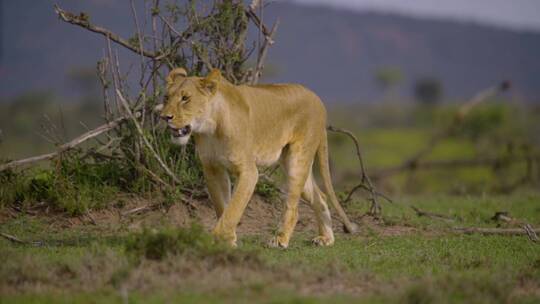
[{"x1": 169, "y1": 125, "x2": 192, "y2": 138}]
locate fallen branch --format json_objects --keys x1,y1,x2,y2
[
  {"x1": 0, "y1": 232, "x2": 26, "y2": 244},
  {"x1": 523, "y1": 224, "x2": 539, "y2": 242},
  {"x1": 121, "y1": 204, "x2": 155, "y2": 217},
  {"x1": 0, "y1": 116, "x2": 127, "y2": 172},
  {"x1": 453, "y1": 226, "x2": 540, "y2": 236},
  {"x1": 411, "y1": 206, "x2": 456, "y2": 222}
]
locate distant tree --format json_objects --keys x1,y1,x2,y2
[
  {"x1": 374, "y1": 66, "x2": 404, "y2": 102},
  {"x1": 414, "y1": 77, "x2": 443, "y2": 105}
]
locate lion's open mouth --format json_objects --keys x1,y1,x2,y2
[{"x1": 170, "y1": 125, "x2": 191, "y2": 138}]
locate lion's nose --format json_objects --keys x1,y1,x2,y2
[{"x1": 161, "y1": 114, "x2": 174, "y2": 121}]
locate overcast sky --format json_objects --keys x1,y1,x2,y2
[{"x1": 291, "y1": 0, "x2": 540, "y2": 31}]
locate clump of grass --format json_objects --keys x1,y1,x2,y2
[
  {"x1": 125, "y1": 224, "x2": 260, "y2": 264},
  {"x1": 255, "y1": 179, "x2": 281, "y2": 203},
  {"x1": 0, "y1": 153, "x2": 124, "y2": 215}
]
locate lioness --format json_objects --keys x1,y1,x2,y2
[{"x1": 160, "y1": 68, "x2": 357, "y2": 248}]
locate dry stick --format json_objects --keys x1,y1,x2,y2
[
  {"x1": 158, "y1": 14, "x2": 196, "y2": 44},
  {"x1": 374, "y1": 81, "x2": 511, "y2": 180},
  {"x1": 122, "y1": 204, "x2": 154, "y2": 217},
  {"x1": 251, "y1": 19, "x2": 279, "y2": 84},
  {"x1": 149, "y1": 0, "x2": 160, "y2": 128},
  {"x1": 342, "y1": 183, "x2": 392, "y2": 206},
  {"x1": 0, "y1": 232, "x2": 26, "y2": 244},
  {"x1": 130, "y1": 0, "x2": 147, "y2": 87},
  {"x1": 97, "y1": 59, "x2": 112, "y2": 120},
  {"x1": 106, "y1": 37, "x2": 122, "y2": 116},
  {"x1": 0, "y1": 116, "x2": 127, "y2": 172},
  {"x1": 54, "y1": 5, "x2": 160, "y2": 59},
  {"x1": 454, "y1": 227, "x2": 540, "y2": 236},
  {"x1": 523, "y1": 224, "x2": 540, "y2": 242},
  {"x1": 129, "y1": 1, "x2": 148, "y2": 163},
  {"x1": 245, "y1": 4, "x2": 273, "y2": 42},
  {"x1": 326, "y1": 126, "x2": 388, "y2": 216},
  {"x1": 410, "y1": 206, "x2": 456, "y2": 222}
]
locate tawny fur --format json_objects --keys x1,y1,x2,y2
[{"x1": 161, "y1": 68, "x2": 357, "y2": 248}]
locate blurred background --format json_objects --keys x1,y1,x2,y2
[{"x1": 1, "y1": 0, "x2": 539, "y2": 195}]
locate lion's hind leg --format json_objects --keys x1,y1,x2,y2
[
  {"x1": 268, "y1": 143, "x2": 313, "y2": 249},
  {"x1": 302, "y1": 172, "x2": 335, "y2": 246}
]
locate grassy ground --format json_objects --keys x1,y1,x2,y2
[{"x1": 1, "y1": 192, "x2": 539, "y2": 303}]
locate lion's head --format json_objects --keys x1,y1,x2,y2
[{"x1": 160, "y1": 68, "x2": 220, "y2": 145}]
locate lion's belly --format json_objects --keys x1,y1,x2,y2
[{"x1": 255, "y1": 149, "x2": 283, "y2": 167}]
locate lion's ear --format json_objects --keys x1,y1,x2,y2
[
  {"x1": 200, "y1": 69, "x2": 221, "y2": 94},
  {"x1": 166, "y1": 67, "x2": 188, "y2": 85}
]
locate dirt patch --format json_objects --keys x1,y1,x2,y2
[{"x1": 1, "y1": 193, "x2": 417, "y2": 240}]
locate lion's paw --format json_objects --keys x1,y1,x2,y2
[
  {"x1": 311, "y1": 236, "x2": 334, "y2": 247},
  {"x1": 267, "y1": 236, "x2": 288, "y2": 249}
]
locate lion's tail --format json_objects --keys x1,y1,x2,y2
[{"x1": 316, "y1": 130, "x2": 358, "y2": 234}]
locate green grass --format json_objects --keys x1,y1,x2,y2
[
  {"x1": 248, "y1": 234, "x2": 538, "y2": 278},
  {"x1": 1, "y1": 193, "x2": 540, "y2": 303}
]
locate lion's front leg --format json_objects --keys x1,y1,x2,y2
[
  {"x1": 212, "y1": 163, "x2": 258, "y2": 247},
  {"x1": 201, "y1": 162, "x2": 230, "y2": 218}
]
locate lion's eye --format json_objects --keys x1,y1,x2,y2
[{"x1": 181, "y1": 95, "x2": 190, "y2": 104}]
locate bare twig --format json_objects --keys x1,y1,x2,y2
[
  {"x1": 523, "y1": 224, "x2": 539, "y2": 242},
  {"x1": 245, "y1": 4, "x2": 273, "y2": 43},
  {"x1": 251, "y1": 19, "x2": 279, "y2": 84},
  {"x1": 97, "y1": 58, "x2": 112, "y2": 120},
  {"x1": 122, "y1": 205, "x2": 153, "y2": 216},
  {"x1": 453, "y1": 226, "x2": 540, "y2": 236},
  {"x1": 0, "y1": 232, "x2": 26, "y2": 244},
  {"x1": 411, "y1": 206, "x2": 456, "y2": 222},
  {"x1": 130, "y1": 0, "x2": 147, "y2": 85},
  {"x1": 327, "y1": 126, "x2": 387, "y2": 216}
]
